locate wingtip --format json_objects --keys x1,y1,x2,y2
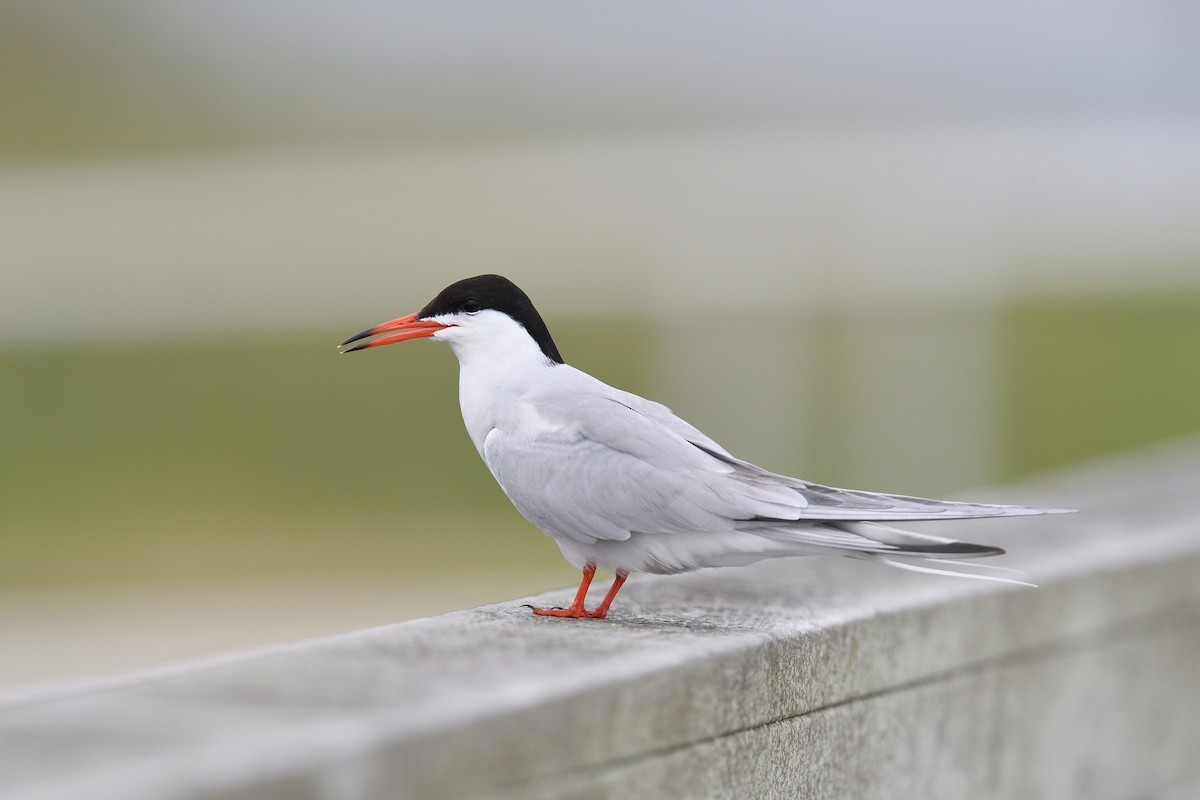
[
  {"x1": 992, "y1": 504, "x2": 1079, "y2": 516},
  {"x1": 897, "y1": 542, "x2": 1006, "y2": 558}
]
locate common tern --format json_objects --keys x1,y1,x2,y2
[{"x1": 341, "y1": 275, "x2": 1072, "y2": 619}]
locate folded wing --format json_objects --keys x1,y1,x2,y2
[{"x1": 484, "y1": 367, "x2": 1069, "y2": 562}]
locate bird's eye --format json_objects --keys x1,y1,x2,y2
[{"x1": 463, "y1": 299, "x2": 481, "y2": 314}]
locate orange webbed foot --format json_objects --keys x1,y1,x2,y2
[
  {"x1": 523, "y1": 567, "x2": 626, "y2": 620},
  {"x1": 529, "y1": 605, "x2": 603, "y2": 619}
]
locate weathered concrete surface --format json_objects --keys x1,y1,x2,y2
[{"x1": 2, "y1": 439, "x2": 1199, "y2": 799}]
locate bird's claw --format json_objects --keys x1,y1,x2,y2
[{"x1": 528, "y1": 605, "x2": 608, "y2": 619}]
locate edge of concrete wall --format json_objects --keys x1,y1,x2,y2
[{"x1": 2, "y1": 439, "x2": 1199, "y2": 799}]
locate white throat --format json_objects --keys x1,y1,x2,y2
[{"x1": 430, "y1": 310, "x2": 559, "y2": 453}]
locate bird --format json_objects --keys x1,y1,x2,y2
[{"x1": 340, "y1": 274, "x2": 1072, "y2": 619}]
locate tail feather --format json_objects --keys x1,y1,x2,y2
[
  {"x1": 747, "y1": 520, "x2": 1006, "y2": 559},
  {"x1": 866, "y1": 554, "x2": 1036, "y2": 587},
  {"x1": 828, "y1": 521, "x2": 1004, "y2": 559},
  {"x1": 745, "y1": 519, "x2": 1035, "y2": 586},
  {"x1": 928, "y1": 558, "x2": 1030, "y2": 575}
]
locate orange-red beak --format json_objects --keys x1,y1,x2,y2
[{"x1": 339, "y1": 313, "x2": 451, "y2": 352}]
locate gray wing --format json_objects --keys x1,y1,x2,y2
[
  {"x1": 594, "y1": 380, "x2": 1064, "y2": 522},
  {"x1": 705, "y1": 450, "x2": 1066, "y2": 522},
  {"x1": 484, "y1": 367, "x2": 1067, "y2": 548},
  {"x1": 483, "y1": 369, "x2": 806, "y2": 545}
]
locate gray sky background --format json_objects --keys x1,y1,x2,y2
[{"x1": 2, "y1": 1, "x2": 1198, "y2": 340}]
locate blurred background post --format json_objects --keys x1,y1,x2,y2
[{"x1": 1, "y1": 1, "x2": 1197, "y2": 689}]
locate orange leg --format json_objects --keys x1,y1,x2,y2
[
  {"x1": 532, "y1": 564, "x2": 596, "y2": 618},
  {"x1": 590, "y1": 571, "x2": 628, "y2": 619},
  {"x1": 531, "y1": 566, "x2": 630, "y2": 619}
]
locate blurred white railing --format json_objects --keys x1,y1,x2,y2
[
  {"x1": 1, "y1": 439, "x2": 1199, "y2": 799},
  {"x1": 5, "y1": 115, "x2": 1199, "y2": 495}
]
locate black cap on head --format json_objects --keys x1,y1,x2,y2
[{"x1": 419, "y1": 275, "x2": 564, "y2": 364}]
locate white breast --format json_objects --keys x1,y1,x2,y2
[{"x1": 431, "y1": 309, "x2": 562, "y2": 454}]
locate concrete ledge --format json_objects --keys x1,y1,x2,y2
[{"x1": 3, "y1": 440, "x2": 1200, "y2": 799}]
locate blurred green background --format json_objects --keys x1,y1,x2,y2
[
  {"x1": 7, "y1": 302, "x2": 1200, "y2": 592},
  {"x1": 1, "y1": 2, "x2": 1198, "y2": 688}
]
